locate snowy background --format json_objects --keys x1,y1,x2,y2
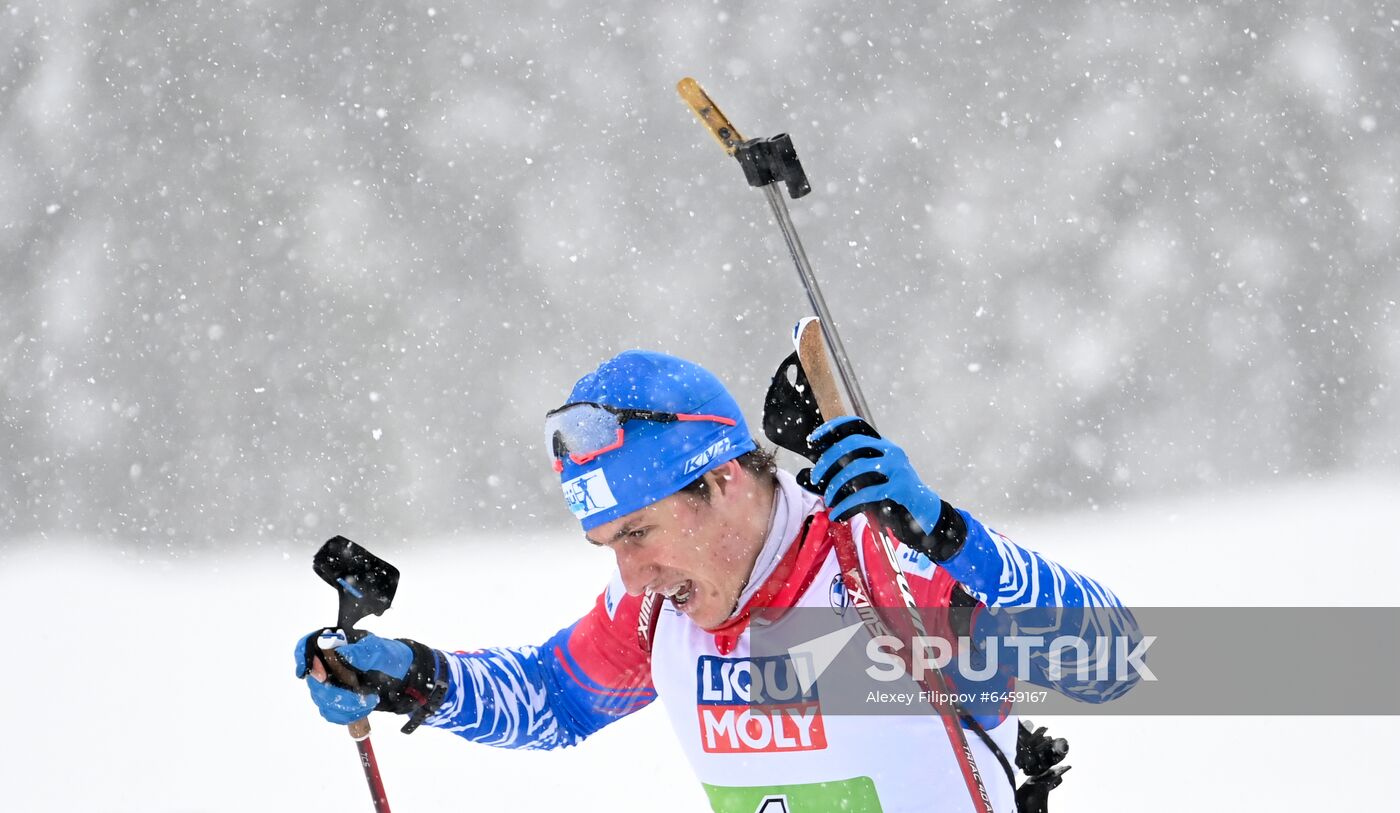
[
  {"x1": 4, "y1": 0, "x2": 1397, "y2": 545},
  {"x1": 2, "y1": 0, "x2": 1397, "y2": 809}
]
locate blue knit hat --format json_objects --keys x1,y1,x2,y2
[{"x1": 550, "y1": 351, "x2": 755, "y2": 531}]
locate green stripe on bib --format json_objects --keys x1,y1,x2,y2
[{"x1": 702, "y1": 776, "x2": 882, "y2": 813}]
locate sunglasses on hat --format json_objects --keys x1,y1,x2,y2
[{"x1": 545, "y1": 401, "x2": 738, "y2": 472}]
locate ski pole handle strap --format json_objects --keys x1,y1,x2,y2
[{"x1": 397, "y1": 643, "x2": 450, "y2": 734}]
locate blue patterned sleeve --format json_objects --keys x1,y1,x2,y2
[
  {"x1": 423, "y1": 587, "x2": 656, "y2": 749},
  {"x1": 942, "y1": 510, "x2": 1146, "y2": 703}
]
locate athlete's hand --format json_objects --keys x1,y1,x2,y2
[
  {"x1": 807, "y1": 416, "x2": 965, "y2": 561},
  {"x1": 293, "y1": 629, "x2": 449, "y2": 733}
]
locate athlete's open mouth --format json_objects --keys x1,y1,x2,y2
[{"x1": 662, "y1": 580, "x2": 693, "y2": 608}]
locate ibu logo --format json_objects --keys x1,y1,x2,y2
[
  {"x1": 562, "y1": 470, "x2": 618, "y2": 519},
  {"x1": 695, "y1": 655, "x2": 827, "y2": 754}
]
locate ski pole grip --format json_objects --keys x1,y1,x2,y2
[
  {"x1": 795, "y1": 318, "x2": 852, "y2": 420},
  {"x1": 348, "y1": 717, "x2": 372, "y2": 741},
  {"x1": 677, "y1": 77, "x2": 746, "y2": 155},
  {"x1": 319, "y1": 648, "x2": 374, "y2": 740},
  {"x1": 317, "y1": 643, "x2": 378, "y2": 738}
]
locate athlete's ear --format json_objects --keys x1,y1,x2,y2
[{"x1": 705, "y1": 459, "x2": 743, "y2": 497}]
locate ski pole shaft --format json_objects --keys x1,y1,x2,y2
[
  {"x1": 761, "y1": 184, "x2": 874, "y2": 421},
  {"x1": 350, "y1": 719, "x2": 392, "y2": 813}
]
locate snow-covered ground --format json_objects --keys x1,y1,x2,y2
[{"x1": 5, "y1": 471, "x2": 1396, "y2": 811}]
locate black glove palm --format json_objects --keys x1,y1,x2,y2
[{"x1": 762, "y1": 351, "x2": 826, "y2": 461}]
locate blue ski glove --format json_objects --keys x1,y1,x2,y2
[
  {"x1": 807, "y1": 416, "x2": 966, "y2": 562},
  {"x1": 293, "y1": 629, "x2": 449, "y2": 733}
]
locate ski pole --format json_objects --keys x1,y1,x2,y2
[
  {"x1": 353, "y1": 734, "x2": 392, "y2": 813},
  {"x1": 677, "y1": 78, "x2": 997, "y2": 813},
  {"x1": 313, "y1": 536, "x2": 402, "y2": 813},
  {"x1": 794, "y1": 317, "x2": 997, "y2": 813},
  {"x1": 318, "y1": 648, "x2": 393, "y2": 813},
  {"x1": 677, "y1": 77, "x2": 873, "y2": 422}
]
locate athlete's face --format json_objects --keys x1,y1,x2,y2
[{"x1": 586, "y1": 461, "x2": 768, "y2": 631}]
